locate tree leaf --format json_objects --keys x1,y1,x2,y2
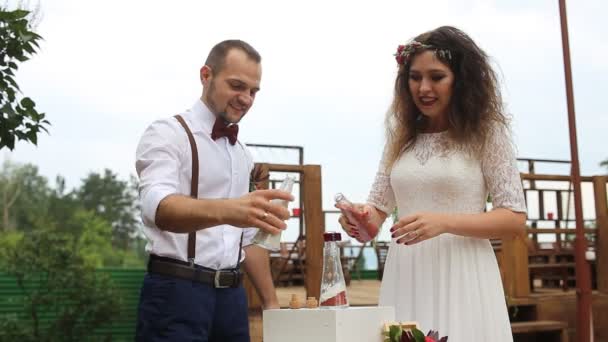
[
  {"x1": 20, "y1": 97, "x2": 35, "y2": 110},
  {"x1": 10, "y1": 10, "x2": 30, "y2": 20},
  {"x1": 15, "y1": 131, "x2": 27, "y2": 140},
  {"x1": 6, "y1": 87, "x2": 16, "y2": 102},
  {"x1": 5, "y1": 75, "x2": 19, "y2": 90},
  {"x1": 22, "y1": 42, "x2": 35, "y2": 54},
  {"x1": 15, "y1": 55, "x2": 29, "y2": 62},
  {"x1": 4, "y1": 133, "x2": 15, "y2": 150},
  {"x1": 26, "y1": 130, "x2": 37, "y2": 145},
  {"x1": 411, "y1": 328, "x2": 426, "y2": 342},
  {"x1": 19, "y1": 32, "x2": 34, "y2": 43},
  {"x1": 1, "y1": 103, "x2": 16, "y2": 117},
  {"x1": 389, "y1": 325, "x2": 402, "y2": 341}
]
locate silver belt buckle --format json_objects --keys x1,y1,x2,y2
[{"x1": 214, "y1": 270, "x2": 230, "y2": 288}]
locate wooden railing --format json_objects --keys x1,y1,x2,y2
[
  {"x1": 499, "y1": 174, "x2": 607, "y2": 298},
  {"x1": 251, "y1": 165, "x2": 607, "y2": 304}
]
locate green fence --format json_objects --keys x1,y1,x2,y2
[
  {"x1": 0, "y1": 268, "x2": 145, "y2": 341},
  {"x1": 1, "y1": 267, "x2": 379, "y2": 340}
]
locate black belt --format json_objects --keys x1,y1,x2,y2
[{"x1": 147, "y1": 255, "x2": 242, "y2": 288}]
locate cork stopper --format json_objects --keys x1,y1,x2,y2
[
  {"x1": 289, "y1": 294, "x2": 303, "y2": 309},
  {"x1": 306, "y1": 296, "x2": 318, "y2": 308}
]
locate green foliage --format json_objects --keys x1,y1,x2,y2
[
  {"x1": 69, "y1": 209, "x2": 115, "y2": 268},
  {"x1": 382, "y1": 325, "x2": 448, "y2": 342},
  {"x1": 0, "y1": 159, "x2": 50, "y2": 231},
  {"x1": 77, "y1": 170, "x2": 140, "y2": 250},
  {"x1": 601, "y1": 159, "x2": 608, "y2": 173},
  {"x1": 0, "y1": 229, "x2": 122, "y2": 341},
  {"x1": 411, "y1": 329, "x2": 426, "y2": 341},
  {"x1": 384, "y1": 324, "x2": 402, "y2": 341},
  {"x1": 0, "y1": 314, "x2": 37, "y2": 342},
  {"x1": 0, "y1": 230, "x2": 22, "y2": 268},
  {"x1": 0, "y1": 7, "x2": 49, "y2": 150},
  {"x1": 0, "y1": 160, "x2": 146, "y2": 267},
  {"x1": 391, "y1": 207, "x2": 399, "y2": 225},
  {"x1": 0, "y1": 160, "x2": 145, "y2": 339}
]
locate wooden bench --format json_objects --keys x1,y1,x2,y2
[{"x1": 511, "y1": 321, "x2": 568, "y2": 342}]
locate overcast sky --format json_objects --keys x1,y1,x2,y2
[{"x1": 3, "y1": 0, "x2": 607, "y2": 241}]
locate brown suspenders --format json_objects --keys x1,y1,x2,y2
[
  {"x1": 174, "y1": 115, "x2": 198, "y2": 264},
  {"x1": 173, "y1": 115, "x2": 243, "y2": 269}
]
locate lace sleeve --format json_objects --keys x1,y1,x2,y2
[
  {"x1": 366, "y1": 143, "x2": 396, "y2": 215},
  {"x1": 481, "y1": 124, "x2": 527, "y2": 213}
]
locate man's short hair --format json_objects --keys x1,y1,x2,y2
[{"x1": 205, "y1": 40, "x2": 261, "y2": 73}]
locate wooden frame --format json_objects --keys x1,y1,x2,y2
[{"x1": 244, "y1": 163, "x2": 324, "y2": 308}]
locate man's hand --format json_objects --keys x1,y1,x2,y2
[{"x1": 224, "y1": 189, "x2": 294, "y2": 234}]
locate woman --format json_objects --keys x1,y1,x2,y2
[{"x1": 338, "y1": 26, "x2": 526, "y2": 341}]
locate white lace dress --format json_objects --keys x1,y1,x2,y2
[{"x1": 367, "y1": 126, "x2": 526, "y2": 341}]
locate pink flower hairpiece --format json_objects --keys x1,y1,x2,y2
[{"x1": 394, "y1": 40, "x2": 452, "y2": 66}]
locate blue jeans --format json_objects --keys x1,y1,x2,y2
[{"x1": 135, "y1": 272, "x2": 250, "y2": 341}]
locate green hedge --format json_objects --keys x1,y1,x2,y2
[{"x1": 0, "y1": 268, "x2": 145, "y2": 341}]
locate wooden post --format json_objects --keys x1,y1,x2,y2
[
  {"x1": 558, "y1": 2, "x2": 593, "y2": 339},
  {"x1": 593, "y1": 176, "x2": 608, "y2": 293},
  {"x1": 528, "y1": 160, "x2": 536, "y2": 189},
  {"x1": 302, "y1": 165, "x2": 324, "y2": 301},
  {"x1": 501, "y1": 233, "x2": 531, "y2": 298}
]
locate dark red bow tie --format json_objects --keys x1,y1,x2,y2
[{"x1": 211, "y1": 118, "x2": 239, "y2": 145}]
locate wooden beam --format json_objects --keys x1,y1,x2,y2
[
  {"x1": 520, "y1": 173, "x2": 593, "y2": 182},
  {"x1": 501, "y1": 234, "x2": 530, "y2": 298},
  {"x1": 302, "y1": 165, "x2": 324, "y2": 301},
  {"x1": 261, "y1": 164, "x2": 305, "y2": 173},
  {"x1": 527, "y1": 228, "x2": 596, "y2": 234},
  {"x1": 539, "y1": 189, "x2": 545, "y2": 219},
  {"x1": 593, "y1": 176, "x2": 608, "y2": 293}
]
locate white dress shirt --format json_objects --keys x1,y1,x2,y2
[{"x1": 135, "y1": 99, "x2": 257, "y2": 270}]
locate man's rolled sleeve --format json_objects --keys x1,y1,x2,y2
[
  {"x1": 241, "y1": 227, "x2": 259, "y2": 247},
  {"x1": 135, "y1": 119, "x2": 185, "y2": 228}
]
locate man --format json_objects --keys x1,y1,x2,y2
[{"x1": 135, "y1": 40, "x2": 292, "y2": 341}]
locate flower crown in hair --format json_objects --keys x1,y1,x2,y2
[{"x1": 394, "y1": 40, "x2": 452, "y2": 66}]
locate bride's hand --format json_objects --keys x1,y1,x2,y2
[
  {"x1": 390, "y1": 212, "x2": 448, "y2": 245},
  {"x1": 336, "y1": 203, "x2": 372, "y2": 239}
]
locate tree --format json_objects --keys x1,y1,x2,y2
[
  {"x1": 0, "y1": 229, "x2": 122, "y2": 341},
  {"x1": 77, "y1": 169, "x2": 140, "y2": 250},
  {"x1": 0, "y1": 160, "x2": 145, "y2": 266},
  {"x1": 0, "y1": 159, "x2": 49, "y2": 231},
  {"x1": 0, "y1": 7, "x2": 49, "y2": 150},
  {"x1": 0, "y1": 159, "x2": 22, "y2": 230},
  {"x1": 601, "y1": 158, "x2": 608, "y2": 173}
]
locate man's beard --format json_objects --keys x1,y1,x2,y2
[{"x1": 206, "y1": 80, "x2": 243, "y2": 124}]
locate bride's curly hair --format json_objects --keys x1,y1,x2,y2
[{"x1": 385, "y1": 26, "x2": 509, "y2": 169}]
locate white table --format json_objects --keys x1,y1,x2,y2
[{"x1": 263, "y1": 306, "x2": 395, "y2": 342}]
